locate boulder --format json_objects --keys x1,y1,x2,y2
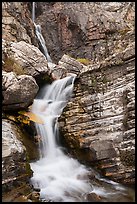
[
  {"x1": 89, "y1": 140, "x2": 117, "y2": 161},
  {"x1": 58, "y1": 54, "x2": 84, "y2": 76},
  {"x1": 2, "y1": 40, "x2": 49, "y2": 80},
  {"x1": 2, "y1": 71, "x2": 39, "y2": 110}
]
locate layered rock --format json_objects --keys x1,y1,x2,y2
[{"x1": 59, "y1": 46, "x2": 135, "y2": 184}]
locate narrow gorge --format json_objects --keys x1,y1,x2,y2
[{"x1": 2, "y1": 2, "x2": 135, "y2": 202}]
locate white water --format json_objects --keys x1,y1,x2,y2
[
  {"x1": 32, "y1": 2, "x2": 52, "y2": 62},
  {"x1": 35, "y1": 23, "x2": 52, "y2": 63},
  {"x1": 30, "y1": 76, "x2": 92, "y2": 202},
  {"x1": 32, "y1": 2, "x2": 35, "y2": 22}
]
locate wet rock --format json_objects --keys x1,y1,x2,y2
[
  {"x1": 2, "y1": 184, "x2": 33, "y2": 202},
  {"x1": 2, "y1": 71, "x2": 39, "y2": 110},
  {"x1": 86, "y1": 192, "x2": 101, "y2": 202},
  {"x1": 28, "y1": 191, "x2": 40, "y2": 201}
]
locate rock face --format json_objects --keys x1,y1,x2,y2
[
  {"x1": 2, "y1": 119, "x2": 32, "y2": 193},
  {"x1": 34, "y1": 2, "x2": 135, "y2": 63},
  {"x1": 2, "y1": 71, "x2": 39, "y2": 110},
  {"x1": 59, "y1": 47, "x2": 135, "y2": 185},
  {"x1": 2, "y1": 2, "x2": 38, "y2": 46}
]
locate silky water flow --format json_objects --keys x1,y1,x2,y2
[{"x1": 30, "y1": 75, "x2": 134, "y2": 202}]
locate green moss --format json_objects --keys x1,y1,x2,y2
[
  {"x1": 3, "y1": 56, "x2": 26, "y2": 75},
  {"x1": 42, "y1": 74, "x2": 53, "y2": 83},
  {"x1": 76, "y1": 58, "x2": 91, "y2": 65},
  {"x1": 25, "y1": 161, "x2": 33, "y2": 177}
]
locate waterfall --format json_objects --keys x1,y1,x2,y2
[
  {"x1": 35, "y1": 24, "x2": 52, "y2": 63},
  {"x1": 29, "y1": 76, "x2": 132, "y2": 202},
  {"x1": 32, "y1": 2, "x2": 52, "y2": 63},
  {"x1": 32, "y1": 2, "x2": 35, "y2": 22},
  {"x1": 30, "y1": 75, "x2": 92, "y2": 202},
  {"x1": 31, "y1": 75, "x2": 76, "y2": 158}
]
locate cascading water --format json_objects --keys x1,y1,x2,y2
[
  {"x1": 31, "y1": 6, "x2": 94, "y2": 197},
  {"x1": 32, "y1": 2, "x2": 35, "y2": 23},
  {"x1": 30, "y1": 75, "x2": 93, "y2": 202},
  {"x1": 32, "y1": 2, "x2": 52, "y2": 63},
  {"x1": 30, "y1": 76, "x2": 134, "y2": 202}
]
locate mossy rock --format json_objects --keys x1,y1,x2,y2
[
  {"x1": 3, "y1": 56, "x2": 26, "y2": 75},
  {"x1": 76, "y1": 58, "x2": 91, "y2": 65}
]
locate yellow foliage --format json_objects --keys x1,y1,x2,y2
[
  {"x1": 18, "y1": 111, "x2": 44, "y2": 124},
  {"x1": 17, "y1": 115, "x2": 30, "y2": 125},
  {"x1": 6, "y1": 115, "x2": 17, "y2": 122}
]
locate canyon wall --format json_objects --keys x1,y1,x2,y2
[{"x1": 34, "y1": 2, "x2": 135, "y2": 63}]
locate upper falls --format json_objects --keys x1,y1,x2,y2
[{"x1": 32, "y1": 2, "x2": 52, "y2": 63}]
